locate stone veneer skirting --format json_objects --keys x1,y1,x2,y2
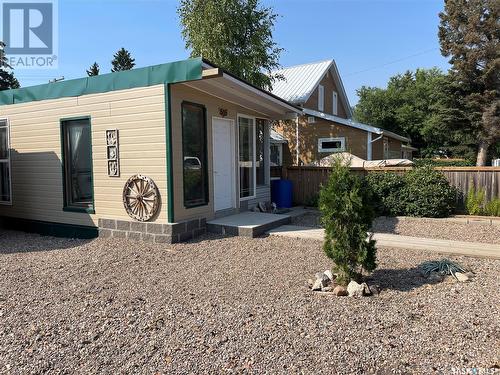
[{"x1": 98, "y1": 217, "x2": 206, "y2": 244}]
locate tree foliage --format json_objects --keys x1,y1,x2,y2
[
  {"x1": 86, "y1": 62, "x2": 100, "y2": 76},
  {"x1": 111, "y1": 48, "x2": 135, "y2": 72},
  {"x1": 319, "y1": 159, "x2": 377, "y2": 285},
  {"x1": 354, "y1": 68, "x2": 476, "y2": 159},
  {"x1": 0, "y1": 41, "x2": 20, "y2": 91},
  {"x1": 178, "y1": 0, "x2": 283, "y2": 90},
  {"x1": 439, "y1": 0, "x2": 500, "y2": 165}
]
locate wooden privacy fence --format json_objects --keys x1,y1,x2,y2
[{"x1": 272, "y1": 166, "x2": 500, "y2": 206}]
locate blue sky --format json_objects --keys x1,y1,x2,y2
[{"x1": 14, "y1": 0, "x2": 450, "y2": 105}]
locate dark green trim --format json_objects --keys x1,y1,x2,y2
[
  {"x1": 165, "y1": 83, "x2": 175, "y2": 223},
  {"x1": 60, "y1": 116, "x2": 96, "y2": 214},
  {"x1": 63, "y1": 206, "x2": 95, "y2": 214},
  {"x1": 181, "y1": 101, "x2": 209, "y2": 209},
  {"x1": 0, "y1": 58, "x2": 203, "y2": 106},
  {"x1": 0, "y1": 216, "x2": 98, "y2": 239}
]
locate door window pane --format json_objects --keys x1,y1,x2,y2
[
  {"x1": 239, "y1": 117, "x2": 255, "y2": 198},
  {"x1": 182, "y1": 102, "x2": 208, "y2": 207},
  {"x1": 62, "y1": 118, "x2": 93, "y2": 210},
  {"x1": 256, "y1": 119, "x2": 266, "y2": 186}
]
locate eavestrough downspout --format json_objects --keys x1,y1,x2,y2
[{"x1": 295, "y1": 115, "x2": 300, "y2": 165}]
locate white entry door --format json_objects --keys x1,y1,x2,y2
[{"x1": 212, "y1": 118, "x2": 234, "y2": 211}]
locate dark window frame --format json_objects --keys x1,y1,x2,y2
[
  {"x1": 0, "y1": 118, "x2": 12, "y2": 205},
  {"x1": 181, "y1": 101, "x2": 209, "y2": 209},
  {"x1": 60, "y1": 116, "x2": 95, "y2": 214}
]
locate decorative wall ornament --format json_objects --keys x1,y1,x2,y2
[
  {"x1": 123, "y1": 174, "x2": 160, "y2": 221},
  {"x1": 106, "y1": 129, "x2": 120, "y2": 177},
  {"x1": 218, "y1": 107, "x2": 228, "y2": 117}
]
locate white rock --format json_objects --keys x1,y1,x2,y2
[
  {"x1": 455, "y1": 272, "x2": 470, "y2": 282},
  {"x1": 347, "y1": 281, "x2": 365, "y2": 297},
  {"x1": 324, "y1": 270, "x2": 334, "y2": 281},
  {"x1": 312, "y1": 279, "x2": 323, "y2": 291}
]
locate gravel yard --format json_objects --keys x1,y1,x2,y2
[
  {"x1": 373, "y1": 216, "x2": 500, "y2": 244},
  {"x1": 293, "y1": 210, "x2": 500, "y2": 244},
  {"x1": 1, "y1": 230, "x2": 499, "y2": 374}
]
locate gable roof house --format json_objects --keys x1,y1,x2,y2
[
  {"x1": 0, "y1": 57, "x2": 301, "y2": 241},
  {"x1": 270, "y1": 60, "x2": 415, "y2": 166}
]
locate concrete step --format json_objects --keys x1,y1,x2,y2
[{"x1": 207, "y1": 212, "x2": 291, "y2": 237}]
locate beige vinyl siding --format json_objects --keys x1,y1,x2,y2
[
  {"x1": 170, "y1": 83, "x2": 270, "y2": 222},
  {"x1": 0, "y1": 85, "x2": 168, "y2": 227}
]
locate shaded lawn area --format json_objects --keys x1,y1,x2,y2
[{"x1": 0, "y1": 230, "x2": 499, "y2": 374}]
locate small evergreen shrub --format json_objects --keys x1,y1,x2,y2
[
  {"x1": 365, "y1": 172, "x2": 406, "y2": 216},
  {"x1": 466, "y1": 186, "x2": 486, "y2": 215},
  {"x1": 401, "y1": 166, "x2": 458, "y2": 217},
  {"x1": 319, "y1": 160, "x2": 377, "y2": 286},
  {"x1": 485, "y1": 199, "x2": 500, "y2": 217}
]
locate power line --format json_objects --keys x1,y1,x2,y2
[{"x1": 344, "y1": 48, "x2": 439, "y2": 77}]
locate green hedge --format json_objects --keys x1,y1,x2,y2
[{"x1": 366, "y1": 166, "x2": 458, "y2": 218}]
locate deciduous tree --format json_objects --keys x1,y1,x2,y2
[{"x1": 178, "y1": 0, "x2": 283, "y2": 90}]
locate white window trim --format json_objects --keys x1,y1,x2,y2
[
  {"x1": 270, "y1": 143, "x2": 283, "y2": 166},
  {"x1": 237, "y1": 113, "x2": 257, "y2": 201},
  {"x1": 318, "y1": 85, "x2": 324, "y2": 112},
  {"x1": 332, "y1": 91, "x2": 338, "y2": 115},
  {"x1": 318, "y1": 137, "x2": 346, "y2": 153},
  {"x1": 0, "y1": 118, "x2": 12, "y2": 205}
]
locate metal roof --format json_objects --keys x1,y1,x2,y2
[
  {"x1": 270, "y1": 129, "x2": 288, "y2": 143},
  {"x1": 271, "y1": 60, "x2": 332, "y2": 104}
]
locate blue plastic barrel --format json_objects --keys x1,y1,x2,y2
[{"x1": 271, "y1": 179, "x2": 293, "y2": 208}]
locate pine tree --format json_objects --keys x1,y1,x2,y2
[
  {"x1": 111, "y1": 48, "x2": 135, "y2": 72},
  {"x1": 0, "y1": 41, "x2": 20, "y2": 91},
  {"x1": 439, "y1": 0, "x2": 500, "y2": 166},
  {"x1": 86, "y1": 62, "x2": 100, "y2": 76}
]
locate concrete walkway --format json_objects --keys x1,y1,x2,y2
[{"x1": 267, "y1": 225, "x2": 500, "y2": 260}]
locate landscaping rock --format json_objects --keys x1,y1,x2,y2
[
  {"x1": 361, "y1": 282, "x2": 371, "y2": 296},
  {"x1": 311, "y1": 279, "x2": 323, "y2": 291},
  {"x1": 427, "y1": 272, "x2": 444, "y2": 283},
  {"x1": 321, "y1": 286, "x2": 333, "y2": 292},
  {"x1": 323, "y1": 270, "x2": 334, "y2": 281},
  {"x1": 332, "y1": 285, "x2": 348, "y2": 296},
  {"x1": 368, "y1": 284, "x2": 380, "y2": 295},
  {"x1": 347, "y1": 281, "x2": 365, "y2": 297},
  {"x1": 314, "y1": 272, "x2": 331, "y2": 287},
  {"x1": 455, "y1": 272, "x2": 470, "y2": 283}
]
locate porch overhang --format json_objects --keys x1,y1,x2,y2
[{"x1": 181, "y1": 61, "x2": 302, "y2": 120}]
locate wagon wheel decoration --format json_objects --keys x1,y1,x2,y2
[{"x1": 123, "y1": 174, "x2": 160, "y2": 221}]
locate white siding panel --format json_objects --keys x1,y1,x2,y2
[{"x1": 0, "y1": 84, "x2": 168, "y2": 227}]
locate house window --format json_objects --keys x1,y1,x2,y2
[
  {"x1": 182, "y1": 102, "x2": 208, "y2": 208},
  {"x1": 332, "y1": 91, "x2": 338, "y2": 115},
  {"x1": 270, "y1": 143, "x2": 283, "y2": 166},
  {"x1": 239, "y1": 115, "x2": 255, "y2": 199},
  {"x1": 318, "y1": 137, "x2": 345, "y2": 153},
  {"x1": 61, "y1": 117, "x2": 94, "y2": 212},
  {"x1": 318, "y1": 85, "x2": 324, "y2": 112},
  {"x1": 256, "y1": 119, "x2": 266, "y2": 186},
  {"x1": 0, "y1": 119, "x2": 11, "y2": 204}
]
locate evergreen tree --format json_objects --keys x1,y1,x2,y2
[
  {"x1": 0, "y1": 41, "x2": 20, "y2": 91},
  {"x1": 319, "y1": 158, "x2": 377, "y2": 285},
  {"x1": 111, "y1": 48, "x2": 135, "y2": 72},
  {"x1": 439, "y1": 0, "x2": 500, "y2": 166},
  {"x1": 86, "y1": 62, "x2": 100, "y2": 76},
  {"x1": 178, "y1": 0, "x2": 283, "y2": 90}
]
